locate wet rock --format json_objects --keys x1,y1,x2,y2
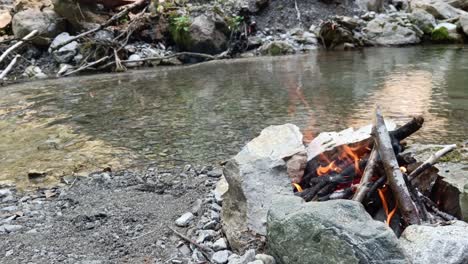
[
  {"x1": 175, "y1": 212, "x2": 194, "y2": 227},
  {"x1": 12, "y1": 8, "x2": 65, "y2": 46},
  {"x1": 409, "y1": 9, "x2": 436, "y2": 34},
  {"x1": 259, "y1": 41, "x2": 294, "y2": 56},
  {"x1": 213, "y1": 238, "x2": 228, "y2": 251},
  {"x1": 267, "y1": 195, "x2": 408, "y2": 264},
  {"x1": 432, "y1": 23, "x2": 463, "y2": 43},
  {"x1": 222, "y1": 124, "x2": 304, "y2": 252},
  {"x1": 49, "y1": 32, "x2": 80, "y2": 63},
  {"x1": 318, "y1": 21, "x2": 355, "y2": 49},
  {"x1": 400, "y1": 221, "x2": 468, "y2": 264},
  {"x1": 255, "y1": 254, "x2": 276, "y2": 264},
  {"x1": 0, "y1": 224, "x2": 23, "y2": 233},
  {"x1": 212, "y1": 250, "x2": 231, "y2": 264}
]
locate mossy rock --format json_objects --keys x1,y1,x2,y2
[{"x1": 431, "y1": 26, "x2": 463, "y2": 43}]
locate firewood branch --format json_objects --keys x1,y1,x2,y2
[
  {"x1": 353, "y1": 147, "x2": 378, "y2": 202},
  {"x1": 374, "y1": 106, "x2": 420, "y2": 225},
  {"x1": 0, "y1": 30, "x2": 38, "y2": 64},
  {"x1": 408, "y1": 144, "x2": 457, "y2": 181},
  {"x1": 0, "y1": 55, "x2": 20, "y2": 80}
]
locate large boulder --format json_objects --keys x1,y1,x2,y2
[
  {"x1": 409, "y1": 9, "x2": 436, "y2": 34},
  {"x1": 259, "y1": 41, "x2": 295, "y2": 56},
  {"x1": 12, "y1": 8, "x2": 65, "y2": 46},
  {"x1": 267, "y1": 196, "x2": 409, "y2": 264},
  {"x1": 364, "y1": 14, "x2": 421, "y2": 45},
  {"x1": 411, "y1": 0, "x2": 468, "y2": 19},
  {"x1": 222, "y1": 124, "x2": 305, "y2": 252},
  {"x1": 356, "y1": 0, "x2": 384, "y2": 12},
  {"x1": 400, "y1": 221, "x2": 468, "y2": 264},
  {"x1": 14, "y1": 0, "x2": 52, "y2": 11}
]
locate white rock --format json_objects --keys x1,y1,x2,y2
[
  {"x1": 213, "y1": 238, "x2": 228, "y2": 251},
  {"x1": 212, "y1": 250, "x2": 231, "y2": 264},
  {"x1": 126, "y1": 54, "x2": 143, "y2": 67},
  {"x1": 255, "y1": 254, "x2": 276, "y2": 264},
  {"x1": 175, "y1": 212, "x2": 194, "y2": 227},
  {"x1": 0, "y1": 224, "x2": 23, "y2": 233},
  {"x1": 247, "y1": 261, "x2": 263, "y2": 264}
]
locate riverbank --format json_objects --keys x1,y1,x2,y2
[
  {"x1": 0, "y1": 164, "x2": 225, "y2": 263},
  {"x1": 1, "y1": 0, "x2": 468, "y2": 83}
]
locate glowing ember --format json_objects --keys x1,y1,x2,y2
[{"x1": 378, "y1": 187, "x2": 399, "y2": 226}]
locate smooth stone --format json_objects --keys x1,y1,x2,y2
[
  {"x1": 175, "y1": 212, "x2": 194, "y2": 227},
  {"x1": 213, "y1": 238, "x2": 228, "y2": 251},
  {"x1": 255, "y1": 254, "x2": 276, "y2": 264},
  {"x1": 212, "y1": 250, "x2": 231, "y2": 264}
]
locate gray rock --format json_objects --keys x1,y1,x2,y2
[
  {"x1": 196, "y1": 229, "x2": 217, "y2": 243},
  {"x1": 213, "y1": 238, "x2": 228, "y2": 251},
  {"x1": 212, "y1": 250, "x2": 231, "y2": 264},
  {"x1": 49, "y1": 32, "x2": 79, "y2": 63},
  {"x1": 460, "y1": 14, "x2": 468, "y2": 35},
  {"x1": 190, "y1": 199, "x2": 203, "y2": 216},
  {"x1": 222, "y1": 124, "x2": 304, "y2": 252},
  {"x1": 175, "y1": 212, "x2": 194, "y2": 227},
  {"x1": 409, "y1": 9, "x2": 436, "y2": 34},
  {"x1": 228, "y1": 249, "x2": 256, "y2": 264},
  {"x1": 53, "y1": 0, "x2": 107, "y2": 30},
  {"x1": 0, "y1": 224, "x2": 23, "y2": 233},
  {"x1": 202, "y1": 220, "x2": 218, "y2": 230},
  {"x1": 356, "y1": 0, "x2": 383, "y2": 12},
  {"x1": 432, "y1": 22, "x2": 463, "y2": 42},
  {"x1": 364, "y1": 14, "x2": 421, "y2": 45},
  {"x1": 0, "y1": 189, "x2": 13, "y2": 202},
  {"x1": 267, "y1": 196, "x2": 408, "y2": 264},
  {"x1": 255, "y1": 254, "x2": 275, "y2": 264},
  {"x1": 247, "y1": 261, "x2": 263, "y2": 264},
  {"x1": 259, "y1": 41, "x2": 294, "y2": 56},
  {"x1": 207, "y1": 169, "x2": 223, "y2": 178},
  {"x1": 412, "y1": 0, "x2": 468, "y2": 19},
  {"x1": 400, "y1": 221, "x2": 468, "y2": 264},
  {"x1": 12, "y1": 8, "x2": 65, "y2": 46},
  {"x1": 23, "y1": 66, "x2": 47, "y2": 79},
  {"x1": 173, "y1": 13, "x2": 229, "y2": 55}
]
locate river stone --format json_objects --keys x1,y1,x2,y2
[
  {"x1": 364, "y1": 15, "x2": 421, "y2": 45},
  {"x1": 259, "y1": 41, "x2": 295, "y2": 56},
  {"x1": 212, "y1": 250, "x2": 231, "y2": 264},
  {"x1": 399, "y1": 221, "x2": 468, "y2": 264},
  {"x1": 222, "y1": 124, "x2": 304, "y2": 252},
  {"x1": 402, "y1": 144, "x2": 468, "y2": 221},
  {"x1": 12, "y1": 8, "x2": 65, "y2": 46},
  {"x1": 181, "y1": 13, "x2": 229, "y2": 55},
  {"x1": 267, "y1": 195, "x2": 408, "y2": 264},
  {"x1": 175, "y1": 212, "x2": 194, "y2": 227},
  {"x1": 49, "y1": 32, "x2": 80, "y2": 63},
  {"x1": 412, "y1": 0, "x2": 468, "y2": 19},
  {"x1": 53, "y1": 0, "x2": 108, "y2": 30}
]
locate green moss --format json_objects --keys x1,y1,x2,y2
[
  {"x1": 269, "y1": 44, "x2": 282, "y2": 56},
  {"x1": 431, "y1": 27, "x2": 450, "y2": 42},
  {"x1": 169, "y1": 14, "x2": 193, "y2": 49},
  {"x1": 439, "y1": 150, "x2": 465, "y2": 163}
]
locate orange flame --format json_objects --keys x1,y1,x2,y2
[
  {"x1": 316, "y1": 161, "x2": 341, "y2": 176},
  {"x1": 378, "y1": 187, "x2": 399, "y2": 226},
  {"x1": 292, "y1": 183, "x2": 303, "y2": 192},
  {"x1": 340, "y1": 145, "x2": 362, "y2": 176}
]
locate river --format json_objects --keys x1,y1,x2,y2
[{"x1": 1, "y1": 46, "x2": 467, "y2": 188}]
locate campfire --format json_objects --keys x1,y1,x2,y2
[{"x1": 291, "y1": 107, "x2": 457, "y2": 233}]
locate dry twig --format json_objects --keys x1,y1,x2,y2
[
  {"x1": 0, "y1": 55, "x2": 20, "y2": 79},
  {"x1": 0, "y1": 30, "x2": 38, "y2": 64}
]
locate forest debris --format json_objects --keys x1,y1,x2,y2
[{"x1": 0, "y1": 30, "x2": 38, "y2": 65}]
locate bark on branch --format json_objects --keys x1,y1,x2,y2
[
  {"x1": 374, "y1": 106, "x2": 421, "y2": 225},
  {"x1": 353, "y1": 147, "x2": 378, "y2": 202},
  {"x1": 0, "y1": 30, "x2": 38, "y2": 64},
  {"x1": 408, "y1": 144, "x2": 457, "y2": 181}
]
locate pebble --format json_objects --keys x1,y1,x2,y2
[
  {"x1": 207, "y1": 169, "x2": 222, "y2": 178},
  {"x1": 0, "y1": 206, "x2": 18, "y2": 212},
  {"x1": 196, "y1": 229, "x2": 217, "y2": 243},
  {"x1": 255, "y1": 254, "x2": 276, "y2": 264},
  {"x1": 212, "y1": 250, "x2": 231, "y2": 264},
  {"x1": 211, "y1": 203, "x2": 222, "y2": 212},
  {"x1": 248, "y1": 261, "x2": 264, "y2": 264},
  {"x1": 175, "y1": 212, "x2": 194, "y2": 227},
  {"x1": 213, "y1": 238, "x2": 228, "y2": 251},
  {"x1": 229, "y1": 249, "x2": 256, "y2": 264},
  {"x1": 202, "y1": 220, "x2": 217, "y2": 230},
  {"x1": 177, "y1": 244, "x2": 192, "y2": 256},
  {"x1": 210, "y1": 210, "x2": 220, "y2": 221}
]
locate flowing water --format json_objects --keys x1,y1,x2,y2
[{"x1": 1, "y1": 46, "x2": 467, "y2": 188}]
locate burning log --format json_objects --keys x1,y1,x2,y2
[
  {"x1": 353, "y1": 148, "x2": 378, "y2": 202},
  {"x1": 374, "y1": 106, "x2": 421, "y2": 225}
]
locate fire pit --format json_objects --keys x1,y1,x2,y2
[{"x1": 221, "y1": 107, "x2": 468, "y2": 263}]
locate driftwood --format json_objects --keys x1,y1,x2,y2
[
  {"x1": 390, "y1": 116, "x2": 424, "y2": 141},
  {"x1": 0, "y1": 54, "x2": 20, "y2": 79},
  {"x1": 0, "y1": 30, "x2": 38, "y2": 64},
  {"x1": 51, "y1": 0, "x2": 148, "y2": 51},
  {"x1": 353, "y1": 147, "x2": 378, "y2": 202},
  {"x1": 408, "y1": 144, "x2": 457, "y2": 181},
  {"x1": 374, "y1": 106, "x2": 420, "y2": 225}
]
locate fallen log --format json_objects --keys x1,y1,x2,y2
[
  {"x1": 374, "y1": 106, "x2": 420, "y2": 225},
  {"x1": 353, "y1": 147, "x2": 378, "y2": 202},
  {"x1": 0, "y1": 30, "x2": 38, "y2": 64},
  {"x1": 389, "y1": 116, "x2": 424, "y2": 141}
]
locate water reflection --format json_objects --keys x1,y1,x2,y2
[{"x1": 0, "y1": 46, "x2": 467, "y2": 186}]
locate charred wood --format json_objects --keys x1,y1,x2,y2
[
  {"x1": 353, "y1": 147, "x2": 378, "y2": 202},
  {"x1": 374, "y1": 106, "x2": 420, "y2": 225},
  {"x1": 390, "y1": 116, "x2": 424, "y2": 141},
  {"x1": 420, "y1": 195, "x2": 457, "y2": 221}
]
